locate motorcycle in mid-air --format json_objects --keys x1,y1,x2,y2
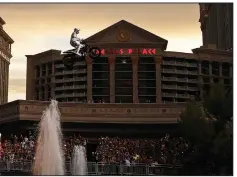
[{"x1": 62, "y1": 40, "x2": 101, "y2": 68}]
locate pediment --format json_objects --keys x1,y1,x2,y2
[{"x1": 85, "y1": 20, "x2": 168, "y2": 50}]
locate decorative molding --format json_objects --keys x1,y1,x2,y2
[
  {"x1": 0, "y1": 101, "x2": 186, "y2": 124},
  {"x1": 117, "y1": 29, "x2": 130, "y2": 42}
]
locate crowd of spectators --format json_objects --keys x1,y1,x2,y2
[
  {"x1": 0, "y1": 132, "x2": 191, "y2": 166},
  {"x1": 63, "y1": 135, "x2": 87, "y2": 161},
  {"x1": 95, "y1": 134, "x2": 190, "y2": 165},
  {"x1": 0, "y1": 132, "x2": 36, "y2": 162}
]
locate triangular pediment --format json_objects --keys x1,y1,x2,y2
[{"x1": 85, "y1": 20, "x2": 168, "y2": 50}]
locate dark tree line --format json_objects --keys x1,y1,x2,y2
[{"x1": 179, "y1": 84, "x2": 233, "y2": 175}]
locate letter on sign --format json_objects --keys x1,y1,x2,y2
[
  {"x1": 142, "y1": 49, "x2": 148, "y2": 55},
  {"x1": 128, "y1": 48, "x2": 133, "y2": 54}
]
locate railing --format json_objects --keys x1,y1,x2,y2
[
  {"x1": 55, "y1": 77, "x2": 87, "y2": 83},
  {"x1": 55, "y1": 85, "x2": 86, "y2": 91},
  {"x1": 162, "y1": 93, "x2": 193, "y2": 98},
  {"x1": 0, "y1": 161, "x2": 182, "y2": 175},
  {"x1": 162, "y1": 69, "x2": 198, "y2": 75},
  {"x1": 55, "y1": 69, "x2": 87, "y2": 75},
  {"x1": 55, "y1": 61, "x2": 86, "y2": 68},
  {"x1": 162, "y1": 61, "x2": 198, "y2": 67},
  {"x1": 162, "y1": 77, "x2": 198, "y2": 83},
  {"x1": 55, "y1": 92, "x2": 86, "y2": 98}
]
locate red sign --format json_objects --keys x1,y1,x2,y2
[
  {"x1": 140, "y1": 48, "x2": 156, "y2": 55},
  {"x1": 98, "y1": 48, "x2": 157, "y2": 55}
]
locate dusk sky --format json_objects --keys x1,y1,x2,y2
[{"x1": 0, "y1": 3, "x2": 202, "y2": 102}]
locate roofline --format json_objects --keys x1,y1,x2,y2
[
  {"x1": 86, "y1": 20, "x2": 168, "y2": 50},
  {"x1": 0, "y1": 17, "x2": 6, "y2": 25},
  {"x1": 25, "y1": 49, "x2": 61, "y2": 58},
  {"x1": 0, "y1": 29, "x2": 14, "y2": 44}
]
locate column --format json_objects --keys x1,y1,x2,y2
[
  {"x1": 108, "y1": 56, "x2": 115, "y2": 103},
  {"x1": 51, "y1": 62, "x2": 55, "y2": 99},
  {"x1": 198, "y1": 61, "x2": 202, "y2": 74},
  {"x1": 45, "y1": 86, "x2": 48, "y2": 101},
  {"x1": 86, "y1": 57, "x2": 93, "y2": 102},
  {"x1": 0, "y1": 60, "x2": 2, "y2": 104},
  {"x1": 131, "y1": 56, "x2": 139, "y2": 103},
  {"x1": 39, "y1": 88, "x2": 42, "y2": 101},
  {"x1": 155, "y1": 56, "x2": 162, "y2": 103},
  {"x1": 40, "y1": 65, "x2": 43, "y2": 77},
  {"x1": 219, "y1": 62, "x2": 223, "y2": 76},
  {"x1": 46, "y1": 64, "x2": 49, "y2": 76},
  {"x1": 6, "y1": 63, "x2": 9, "y2": 103},
  {"x1": 219, "y1": 62, "x2": 224, "y2": 84},
  {"x1": 2, "y1": 61, "x2": 6, "y2": 103},
  {"x1": 209, "y1": 62, "x2": 213, "y2": 83},
  {"x1": 52, "y1": 62, "x2": 55, "y2": 74},
  {"x1": 229, "y1": 65, "x2": 233, "y2": 87},
  {"x1": 198, "y1": 61, "x2": 204, "y2": 101},
  {"x1": 229, "y1": 65, "x2": 233, "y2": 78}
]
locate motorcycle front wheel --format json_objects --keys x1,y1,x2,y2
[
  {"x1": 62, "y1": 54, "x2": 77, "y2": 68},
  {"x1": 88, "y1": 47, "x2": 101, "y2": 59}
]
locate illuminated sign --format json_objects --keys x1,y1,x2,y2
[
  {"x1": 98, "y1": 48, "x2": 157, "y2": 55},
  {"x1": 140, "y1": 48, "x2": 156, "y2": 55}
]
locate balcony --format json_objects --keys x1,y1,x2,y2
[
  {"x1": 177, "y1": 94, "x2": 190, "y2": 98},
  {"x1": 162, "y1": 85, "x2": 178, "y2": 89},
  {"x1": 55, "y1": 85, "x2": 87, "y2": 91},
  {"x1": 162, "y1": 77, "x2": 177, "y2": 82},
  {"x1": 187, "y1": 86, "x2": 199, "y2": 91},
  {"x1": 163, "y1": 61, "x2": 198, "y2": 67},
  {"x1": 177, "y1": 85, "x2": 187, "y2": 89},
  {"x1": 187, "y1": 63, "x2": 198, "y2": 67},
  {"x1": 55, "y1": 64, "x2": 66, "y2": 68},
  {"x1": 162, "y1": 93, "x2": 193, "y2": 99},
  {"x1": 162, "y1": 85, "x2": 198, "y2": 92},
  {"x1": 162, "y1": 61, "x2": 176, "y2": 65},
  {"x1": 162, "y1": 77, "x2": 198, "y2": 83},
  {"x1": 55, "y1": 61, "x2": 86, "y2": 68},
  {"x1": 162, "y1": 69, "x2": 198, "y2": 75},
  {"x1": 55, "y1": 69, "x2": 87, "y2": 75},
  {"x1": 187, "y1": 71, "x2": 198, "y2": 75},
  {"x1": 162, "y1": 93, "x2": 177, "y2": 97},
  {"x1": 55, "y1": 77, "x2": 87, "y2": 83},
  {"x1": 162, "y1": 69, "x2": 176, "y2": 73},
  {"x1": 55, "y1": 92, "x2": 86, "y2": 98},
  {"x1": 176, "y1": 70, "x2": 187, "y2": 74}
]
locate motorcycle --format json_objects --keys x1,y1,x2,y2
[{"x1": 62, "y1": 40, "x2": 101, "y2": 68}]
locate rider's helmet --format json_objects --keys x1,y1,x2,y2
[{"x1": 74, "y1": 28, "x2": 80, "y2": 33}]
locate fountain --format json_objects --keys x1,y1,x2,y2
[
  {"x1": 72, "y1": 144, "x2": 87, "y2": 175},
  {"x1": 33, "y1": 100, "x2": 65, "y2": 175}
]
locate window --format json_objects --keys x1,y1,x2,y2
[{"x1": 5, "y1": 42, "x2": 8, "y2": 50}]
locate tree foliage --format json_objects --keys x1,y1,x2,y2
[{"x1": 179, "y1": 84, "x2": 233, "y2": 175}]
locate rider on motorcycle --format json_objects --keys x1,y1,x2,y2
[{"x1": 70, "y1": 28, "x2": 84, "y2": 56}]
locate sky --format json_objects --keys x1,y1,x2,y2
[{"x1": 0, "y1": 3, "x2": 202, "y2": 102}]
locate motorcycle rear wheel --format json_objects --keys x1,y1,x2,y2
[{"x1": 62, "y1": 54, "x2": 77, "y2": 68}]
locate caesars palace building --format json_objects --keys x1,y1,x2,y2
[{"x1": 0, "y1": 19, "x2": 233, "y2": 139}]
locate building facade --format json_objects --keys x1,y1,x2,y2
[
  {"x1": 0, "y1": 17, "x2": 14, "y2": 105},
  {"x1": 0, "y1": 100, "x2": 185, "y2": 137},
  {"x1": 199, "y1": 3, "x2": 233, "y2": 50},
  {"x1": 26, "y1": 20, "x2": 233, "y2": 104}
]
